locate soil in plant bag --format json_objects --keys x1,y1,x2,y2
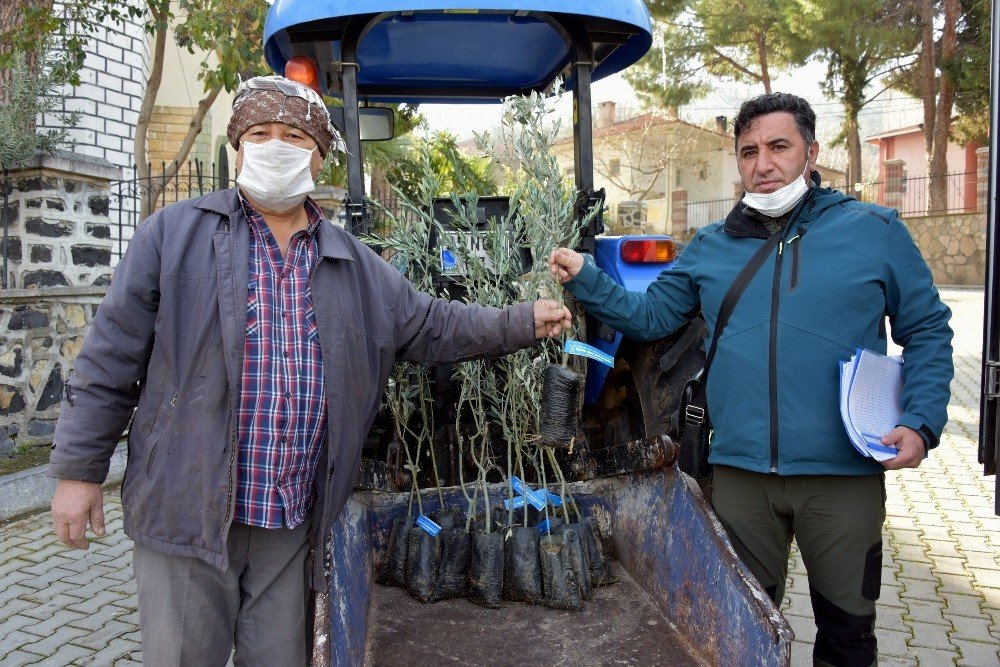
[
  {"x1": 583, "y1": 516, "x2": 616, "y2": 586},
  {"x1": 468, "y1": 531, "x2": 504, "y2": 609},
  {"x1": 502, "y1": 525, "x2": 543, "y2": 603},
  {"x1": 406, "y1": 526, "x2": 441, "y2": 602},
  {"x1": 383, "y1": 516, "x2": 412, "y2": 586},
  {"x1": 538, "y1": 364, "x2": 581, "y2": 446},
  {"x1": 555, "y1": 523, "x2": 593, "y2": 600},
  {"x1": 539, "y1": 534, "x2": 582, "y2": 610},
  {"x1": 431, "y1": 526, "x2": 470, "y2": 602}
]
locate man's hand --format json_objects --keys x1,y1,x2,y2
[
  {"x1": 52, "y1": 479, "x2": 106, "y2": 550},
  {"x1": 549, "y1": 248, "x2": 585, "y2": 284},
  {"x1": 533, "y1": 299, "x2": 572, "y2": 339},
  {"x1": 880, "y1": 426, "x2": 927, "y2": 470}
]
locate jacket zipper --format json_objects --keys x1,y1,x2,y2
[
  {"x1": 787, "y1": 227, "x2": 805, "y2": 291},
  {"x1": 768, "y1": 200, "x2": 813, "y2": 472},
  {"x1": 222, "y1": 215, "x2": 238, "y2": 535},
  {"x1": 769, "y1": 241, "x2": 786, "y2": 472}
]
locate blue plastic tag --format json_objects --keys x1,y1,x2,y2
[
  {"x1": 503, "y1": 496, "x2": 527, "y2": 511},
  {"x1": 538, "y1": 490, "x2": 563, "y2": 507},
  {"x1": 536, "y1": 518, "x2": 552, "y2": 535},
  {"x1": 564, "y1": 339, "x2": 615, "y2": 368},
  {"x1": 511, "y1": 476, "x2": 545, "y2": 510},
  {"x1": 416, "y1": 514, "x2": 442, "y2": 537}
]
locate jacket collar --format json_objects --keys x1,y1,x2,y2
[
  {"x1": 196, "y1": 187, "x2": 355, "y2": 261},
  {"x1": 724, "y1": 171, "x2": 824, "y2": 239}
]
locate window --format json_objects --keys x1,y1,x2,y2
[{"x1": 609, "y1": 158, "x2": 621, "y2": 176}]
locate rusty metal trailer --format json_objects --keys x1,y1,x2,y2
[
  {"x1": 323, "y1": 440, "x2": 790, "y2": 665},
  {"x1": 260, "y1": 1, "x2": 794, "y2": 663}
]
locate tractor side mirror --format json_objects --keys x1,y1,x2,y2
[{"x1": 328, "y1": 106, "x2": 395, "y2": 142}]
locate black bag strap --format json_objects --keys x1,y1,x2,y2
[
  {"x1": 703, "y1": 229, "x2": 783, "y2": 374},
  {"x1": 679, "y1": 229, "x2": 783, "y2": 444}
]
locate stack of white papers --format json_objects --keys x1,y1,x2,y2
[{"x1": 839, "y1": 349, "x2": 903, "y2": 462}]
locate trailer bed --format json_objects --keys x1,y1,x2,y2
[
  {"x1": 323, "y1": 469, "x2": 791, "y2": 665},
  {"x1": 368, "y1": 564, "x2": 700, "y2": 666}
]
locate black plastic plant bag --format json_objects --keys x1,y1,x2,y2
[
  {"x1": 539, "y1": 364, "x2": 581, "y2": 446},
  {"x1": 383, "y1": 516, "x2": 411, "y2": 586},
  {"x1": 539, "y1": 534, "x2": 581, "y2": 610},
  {"x1": 435, "y1": 509, "x2": 459, "y2": 530},
  {"x1": 502, "y1": 525, "x2": 543, "y2": 603},
  {"x1": 555, "y1": 523, "x2": 593, "y2": 600},
  {"x1": 468, "y1": 531, "x2": 504, "y2": 609},
  {"x1": 405, "y1": 526, "x2": 441, "y2": 602},
  {"x1": 583, "y1": 516, "x2": 615, "y2": 586},
  {"x1": 431, "y1": 526, "x2": 470, "y2": 602},
  {"x1": 491, "y1": 506, "x2": 510, "y2": 532}
]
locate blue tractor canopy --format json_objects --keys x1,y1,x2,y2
[
  {"x1": 262, "y1": 0, "x2": 653, "y2": 242},
  {"x1": 263, "y1": 0, "x2": 653, "y2": 103}
]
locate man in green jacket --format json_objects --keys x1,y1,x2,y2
[{"x1": 550, "y1": 92, "x2": 953, "y2": 666}]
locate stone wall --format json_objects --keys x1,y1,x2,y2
[
  {"x1": 0, "y1": 287, "x2": 105, "y2": 456},
  {"x1": 2, "y1": 152, "x2": 119, "y2": 289},
  {"x1": 905, "y1": 212, "x2": 985, "y2": 286}
]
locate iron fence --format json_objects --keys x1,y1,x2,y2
[
  {"x1": 829, "y1": 171, "x2": 980, "y2": 218},
  {"x1": 685, "y1": 170, "x2": 983, "y2": 234}
]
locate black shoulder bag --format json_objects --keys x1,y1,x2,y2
[{"x1": 677, "y1": 230, "x2": 784, "y2": 480}]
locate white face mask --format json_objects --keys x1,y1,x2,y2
[
  {"x1": 236, "y1": 139, "x2": 317, "y2": 212},
  {"x1": 742, "y1": 167, "x2": 810, "y2": 218}
]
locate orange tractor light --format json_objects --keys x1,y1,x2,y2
[
  {"x1": 620, "y1": 239, "x2": 677, "y2": 264},
  {"x1": 284, "y1": 56, "x2": 321, "y2": 93}
]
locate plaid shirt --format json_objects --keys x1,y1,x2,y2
[{"x1": 234, "y1": 193, "x2": 328, "y2": 529}]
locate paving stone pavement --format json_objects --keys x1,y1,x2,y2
[
  {"x1": 781, "y1": 289, "x2": 1000, "y2": 666},
  {"x1": 0, "y1": 289, "x2": 997, "y2": 666}
]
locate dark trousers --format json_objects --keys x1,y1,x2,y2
[
  {"x1": 132, "y1": 518, "x2": 313, "y2": 666},
  {"x1": 712, "y1": 466, "x2": 885, "y2": 667}
]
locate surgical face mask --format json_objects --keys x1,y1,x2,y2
[
  {"x1": 236, "y1": 139, "x2": 317, "y2": 212},
  {"x1": 742, "y1": 164, "x2": 810, "y2": 217}
]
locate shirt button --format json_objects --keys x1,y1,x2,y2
[
  {"x1": 284, "y1": 391, "x2": 291, "y2": 398},
  {"x1": 283, "y1": 351, "x2": 289, "y2": 358}
]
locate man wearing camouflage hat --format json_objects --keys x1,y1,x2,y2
[{"x1": 47, "y1": 75, "x2": 572, "y2": 664}]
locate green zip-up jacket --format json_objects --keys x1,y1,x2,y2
[{"x1": 566, "y1": 185, "x2": 954, "y2": 476}]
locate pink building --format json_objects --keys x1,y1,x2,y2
[{"x1": 866, "y1": 125, "x2": 985, "y2": 215}]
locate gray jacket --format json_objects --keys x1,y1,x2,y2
[{"x1": 49, "y1": 188, "x2": 536, "y2": 587}]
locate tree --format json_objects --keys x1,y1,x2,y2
[
  {"x1": 135, "y1": 0, "x2": 271, "y2": 218},
  {"x1": 0, "y1": 47, "x2": 80, "y2": 288},
  {"x1": 1, "y1": 1, "x2": 269, "y2": 219},
  {"x1": 624, "y1": 0, "x2": 806, "y2": 108},
  {"x1": 885, "y1": 0, "x2": 989, "y2": 211},
  {"x1": 0, "y1": 0, "x2": 142, "y2": 94},
  {"x1": 949, "y1": 0, "x2": 991, "y2": 146},
  {"x1": 319, "y1": 103, "x2": 424, "y2": 202},
  {"x1": 921, "y1": 0, "x2": 958, "y2": 213},
  {"x1": 384, "y1": 131, "x2": 497, "y2": 202},
  {"x1": 789, "y1": 0, "x2": 920, "y2": 190}
]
